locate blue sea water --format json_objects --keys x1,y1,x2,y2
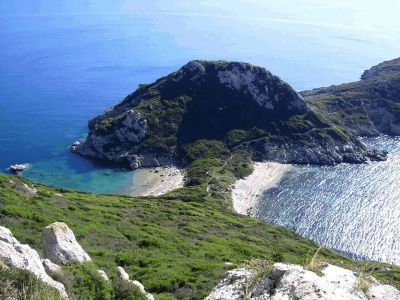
[
  {"x1": 1, "y1": 4, "x2": 399, "y2": 193},
  {"x1": 254, "y1": 136, "x2": 400, "y2": 265},
  {"x1": 1, "y1": 1, "x2": 400, "y2": 264}
]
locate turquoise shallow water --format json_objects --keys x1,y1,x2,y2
[{"x1": 254, "y1": 136, "x2": 400, "y2": 265}]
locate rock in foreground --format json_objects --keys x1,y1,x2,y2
[
  {"x1": 42, "y1": 222, "x2": 91, "y2": 265},
  {"x1": 0, "y1": 226, "x2": 67, "y2": 298},
  {"x1": 206, "y1": 263, "x2": 400, "y2": 300},
  {"x1": 117, "y1": 266, "x2": 154, "y2": 300}
]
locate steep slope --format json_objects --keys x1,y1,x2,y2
[
  {"x1": 74, "y1": 60, "x2": 385, "y2": 168},
  {"x1": 304, "y1": 57, "x2": 400, "y2": 136},
  {"x1": 1, "y1": 174, "x2": 399, "y2": 299}
]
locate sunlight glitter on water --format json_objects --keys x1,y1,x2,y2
[{"x1": 254, "y1": 136, "x2": 400, "y2": 265}]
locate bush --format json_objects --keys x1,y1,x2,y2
[
  {"x1": 181, "y1": 140, "x2": 231, "y2": 163},
  {"x1": 0, "y1": 267, "x2": 60, "y2": 300},
  {"x1": 113, "y1": 278, "x2": 146, "y2": 300},
  {"x1": 57, "y1": 262, "x2": 113, "y2": 300}
]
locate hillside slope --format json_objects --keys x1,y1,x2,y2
[{"x1": 1, "y1": 174, "x2": 399, "y2": 299}]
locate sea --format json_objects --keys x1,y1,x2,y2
[
  {"x1": 255, "y1": 136, "x2": 400, "y2": 265},
  {"x1": 1, "y1": 1, "x2": 400, "y2": 264}
]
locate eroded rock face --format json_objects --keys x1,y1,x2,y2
[
  {"x1": 216, "y1": 62, "x2": 308, "y2": 112},
  {"x1": 260, "y1": 139, "x2": 386, "y2": 165},
  {"x1": 205, "y1": 268, "x2": 252, "y2": 300},
  {"x1": 42, "y1": 258, "x2": 62, "y2": 275},
  {"x1": 206, "y1": 263, "x2": 400, "y2": 300},
  {"x1": 117, "y1": 266, "x2": 155, "y2": 300},
  {"x1": 42, "y1": 222, "x2": 91, "y2": 265},
  {"x1": 0, "y1": 226, "x2": 67, "y2": 299}
]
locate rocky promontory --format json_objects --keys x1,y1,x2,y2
[
  {"x1": 73, "y1": 60, "x2": 386, "y2": 168},
  {"x1": 304, "y1": 57, "x2": 400, "y2": 137}
]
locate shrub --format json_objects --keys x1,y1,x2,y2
[
  {"x1": 0, "y1": 267, "x2": 60, "y2": 300},
  {"x1": 57, "y1": 262, "x2": 113, "y2": 300},
  {"x1": 113, "y1": 278, "x2": 146, "y2": 300}
]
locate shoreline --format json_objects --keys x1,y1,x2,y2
[
  {"x1": 232, "y1": 162, "x2": 291, "y2": 215},
  {"x1": 124, "y1": 166, "x2": 184, "y2": 197}
]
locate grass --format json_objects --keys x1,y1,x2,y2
[
  {"x1": 0, "y1": 173, "x2": 399, "y2": 299},
  {"x1": 304, "y1": 246, "x2": 324, "y2": 274},
  {"x1": 0, "y1": 266, "x2": 61, "y2": 300},
  {"x1": 0, "y1": 173, "x2": 349, "y2": 299}
]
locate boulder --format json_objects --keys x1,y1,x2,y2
[
  {"x1": 206, "y1": 263, "x2": 400, "y2": 300},
  {"x1": 97, "y1": 269, "x2": 109, "y2": 281},
  {"x1": 205, "y1": 268, "x2": 252, "y2": 300},
  {"x1": 117, "y1": 266, "x2": 154, "y2": 300},
  {"x1": 117, "y1": 266, "x2": 130, "y2": 280},
  {"x1": 10, "y1": 180, "x2": 37, "y2": 196},
  {"x1": 42, "y1": 258, "x2": 62, "y2": 275},
  {"x1": 42, "y1": 222, "x2": 91, "y2": 265},
  {"x1": 0, "y1": 226, "x2": 67, "y2": 298}
]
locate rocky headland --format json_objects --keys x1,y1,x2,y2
[
  {"x1": 304, "y1": 57, "x2": 400, "y2": 137},
  {"x1": 73, "y1": 60, "x2": 388, "y2": 169}
]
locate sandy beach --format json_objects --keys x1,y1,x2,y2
[
  {"x1": 232, "y1": 162, "x2": 291, "y2": 215},
  {"x1": 126, "y1": 166, "x2": 184, "y2": 197}
]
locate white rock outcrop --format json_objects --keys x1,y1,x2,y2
[
  {"x1": 117, "y1": 266, "x2": 155, "y2": 300},
  {"x1": 117, "y1": 266, "x2": 130, "y2": 280},
  {"x1": 206, "y1": 263, "x2": 400, "y2": 300},
  {"x1": 42, "y1": 222, "x2": 91, "y2": 265},
  {"x1": 42, "y1": 258, "x2": 62, "y2": 274},
  {"x1": 0, "y1": 226, "x2": 68, "y2": 298},
  {"x1": 205, "y1": 268, "x2": 252, "y2": 300},
  {"x1": 97, "y1": 269, "x2": 109, "y2": 281},
  {"x1": 10, "y1": 180, "x2": 37, "y2": 196}
]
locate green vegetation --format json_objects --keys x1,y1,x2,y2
[
  {"x1": 2, "y1": 59, "x2": 400, "y2": 299},
  {"x1": 304, "y1": 57, "x2": 400, "y2": 136},
  {"x1": 57, "y1": 262, "x2": 114, "y2": 300},
  {"x1": 52, "y1": 262, "x2": 146, "y2": 300},
  {"x1": 0, "y1": 266, "x2": 60, "y2": 300},
  {"x1": 1, "y1": 173, "x2": 399, "y2": 299},
  {"x1": 87, "y1": 60, "x2": 355, "y2": 168}
]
